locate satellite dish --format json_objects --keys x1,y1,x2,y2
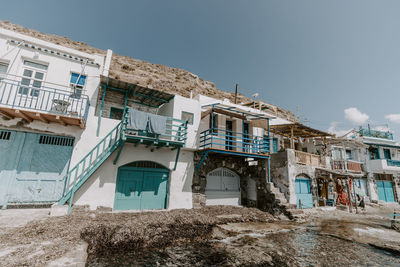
[{"x1": 252, "y1": 93, "x2": 259, "y2": 99}]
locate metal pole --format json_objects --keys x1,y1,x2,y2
[
  {"x1": 234, "y1": 84, "x2": 238, "y2": 104},
  {"x1": 96, "y1": 84, "x2": 107, "y2": 137},
  {"x1": 267, "y1": 157, "x2": 271, "y2": 183}
]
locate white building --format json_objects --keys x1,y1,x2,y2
[{"x1": 0, "y1": 27, "x2": 202, "y2": 213}]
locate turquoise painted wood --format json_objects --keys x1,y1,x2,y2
[
  {"x1": 114, "y1": 166, "x2": 169, "y2": 211},
  {"x1": 295, "y1": 178, "x2": 314, "y2": 209},
  {"x1": 0, "y1": 130, "x2": 73, "y2": 205},
  {"x1": 377, "y1": 181, "x2": 395, "y2": 202}
]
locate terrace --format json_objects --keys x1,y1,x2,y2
[
  {"x1": 198, "y1": 103, "x2": 273, "y2": 157},
  {"x1": 332, "y1": 159, "x2": 363, "y2": 173},
  {"x1": 359, "y1": 128, "x2": 393, "y2": 140},
  {"x1": 0, "y1": 77, "x2": 89, "y2": 128}
]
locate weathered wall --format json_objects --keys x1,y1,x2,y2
[
  {"x1": 192, "y1": 153, "x2": 268, "y2": 209},
  {"x1": 270, "y1": 149, "x2": 319, "y2": 206}
]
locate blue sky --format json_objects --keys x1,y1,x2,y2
[{"x1": 1, "y1": 1, "x2": 400, "y2": 139}]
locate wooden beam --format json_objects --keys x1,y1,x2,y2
[
  {"x1": 213, "y1": 108, "x2": 246, "y2": 120},
  {"x1": 79, "y1": 119, "x2": 85, "y2": 129},
  {"x1": 0, "y1": 110, "x2": 14, "y2": 119},
  {"x1": 56, "y1": 115, "x2": 66, "y2": 126},
  {"x1": 290, "y1": 127, "x2": 294, "y2": 149},
  {"x1": 15, "y1": 110, "x2": 33, "y2": 122},
  {"x1": 201, "y1": 109, "x2": 212, "y2": 120},
  {"x1": 35, "y1": 113, "x2": 49, "y2": 123}
]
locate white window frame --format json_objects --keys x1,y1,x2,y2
[
  {"x1": 19, "y1": 60, "x2": 48, "y2": 97},
  {"x1": 69, "y1": 72, "x2": 87, "y2": 99}
]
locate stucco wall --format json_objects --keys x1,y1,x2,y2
[{"x1": 72, "y1": 143, "x2": 194, "y2": 210}]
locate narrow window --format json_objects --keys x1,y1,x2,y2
[
  {"x1": 70, "y1": 72, "x2": 86, "y2": 99},
  {"x1": 110, "y1": 107, "x2": 124, "y2": 120},
  {"x1": 181, "y1": 111, "x2": 194, "y2": 125}
]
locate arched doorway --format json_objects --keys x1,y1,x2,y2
[
  {"x1": 206, "y1": 167, "x2": 241, "y2": 206},
  {"x1": 114, "y1": 161, "x2": 169, "y2": 210},
  {"x1": 295, "y1": 175, "x2": 313, "y2": 209}
]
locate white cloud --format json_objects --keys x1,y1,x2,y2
[
  {"x1": 385, "y1": 114, "x2": 400, "y2": 124},
  {"x1": 344, "y1": 107, "x2": 369, "y2": 125},
  {"x1": 327, "y1": 122, "x2": 352, "y2": 137}
]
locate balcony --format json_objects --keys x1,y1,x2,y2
[
  {"x1": 368, "y1": 159, "x2": 400, "y2": 172},
  {"x1": 123, "y1": 109, "x2": 187, "y2": 148},
  {"x1": 199, "y1": 128, "x2": 270, "y2": 155},
  {"x1": 0, "y1": 78, "x2": 89, "y2": 128},
  {"x1": 332, "y1": 159, "x2": 363, "y2": 173},
  {"x1": 359, "y1": 128, "x2": 393, "y2": 140},
  {"x1": 387, "y1": 159, "x2": 400, "y2": 167},
  {"x1": 295, "y1": 150, "x2": 325, "y2": 168}
]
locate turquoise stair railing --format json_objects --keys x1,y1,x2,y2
[{"x1": 58, "y1": 121, "x2": 123, "y2": 212}]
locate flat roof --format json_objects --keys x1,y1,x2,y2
[
  {"x1": 270, "y1": 122, "x2": 333, "y2": 138},
  {"x1": 100, "y1": 75, "x2": 175, "y2": 107},
  {"x1": 201, "y1": 103, "x2": 274, "y2": 120}
]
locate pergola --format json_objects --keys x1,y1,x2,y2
[{"x1": 270, "y1": 122, "x2": 333, "y2": 149}]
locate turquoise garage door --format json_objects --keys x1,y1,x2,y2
[
  {"x1": 114, "y1": 161, "x2": 169, "y2": 211},
  {"x1": 295, "y1": 177, "x2": 314, "y2": 209},
  {"x1": 376, "y1": 181, "x2": 395, "y2": 202},
  {"x1": 0, "y1": 130, "x2": 73, "y2": 205}
]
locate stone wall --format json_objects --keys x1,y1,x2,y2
[
  {"x1": 192, "y1": 152, "x2": 272, "y2": 210},
  {"x1": 95, "y1": 87, "x2": 157, "y2": 119},
  {"x1": 270, "y1": 149, "x2": 319, "y2": 206}
]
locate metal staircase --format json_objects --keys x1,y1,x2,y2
[{"x1": 58, "y1": 121, "x2": 123, "y2": 213}]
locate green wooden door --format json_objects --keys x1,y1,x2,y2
[
  {"x1": 377, "y1": 180, "x2": 395, "y2": 202},
  {"x1": 114, "y1": 166, "x2": 169, "y2": 211},
  {"x1": 295, "y1": 178, "x2": 314, "y2": 209},
  {"x1": 0, "y1": 130, "x2": 73, "y2": 205}
]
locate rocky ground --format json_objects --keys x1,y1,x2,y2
[
  {"x1": 0, "y1": 203, "x2": 399, "y2": 266},
  {"x1": 0, "y1": 206, "x2": 275, "y2": 267}
]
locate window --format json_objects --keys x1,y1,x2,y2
[
  {"x1": 332, "y1": 148, "x2": 342, "y2": 160},
  {"x1": 18, "y1": 60, "x2": 47, "y2": 97},
  {"x1": 369, "y1": 147, "x2": 379, "y2": 160},
  {"x1": 345, "y1": 149, "x2": 353, "y2": 160},
  {"x1": 70, "y1": 73, "x2": 86, "y2": 99},
  {"x1": 181, "y1": 111, "x2": 194, "y2": 125},
  {"x1": 24, "y1": 60, "x2": 48, "y2": 71},
  {"x1": 383, "y1": 148, "x2": 391, "y2": 160},
  {"x1": 110, "y1": 107, "x2": 124, "y2": 120},
  {"x1": 209, "y1": 113, "x2": 217, "y2": 133},
  {"x1": 0, "y1": 62, "x2": 8, "y2": 81}
]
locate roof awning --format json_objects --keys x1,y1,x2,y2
[
  {"x1": 270, "y1": 123, "x2": 333, "y2": 138},
  {"x1": 201, "y1": 103, "x2": 274, "y2": 121},
  {"x1": 100, "y1": 75, "x2": 175, "y2": 107},
  {"x1": 316, "y1": 168, "x2": 365, "y2": 178}
]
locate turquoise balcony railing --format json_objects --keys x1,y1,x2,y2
[
  {"x1": 359, "y1": 128, "x2": 393, "y2": 140},
  {"x1": 200, "y1": 128, "x2": 270, "y2": 154},
  {"x1": 124, "y1": 109, "x2": 188, "y2": 146},
  {"x1": 0, "y1": 78, "x2": 89, "y2": 123},
  {"x1": 387, "y1": 159, "x2": 400, "y2": 167}
]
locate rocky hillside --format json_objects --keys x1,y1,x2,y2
[{"x1": 0, "y1": 20, "x2": 297, "y2": 121}]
